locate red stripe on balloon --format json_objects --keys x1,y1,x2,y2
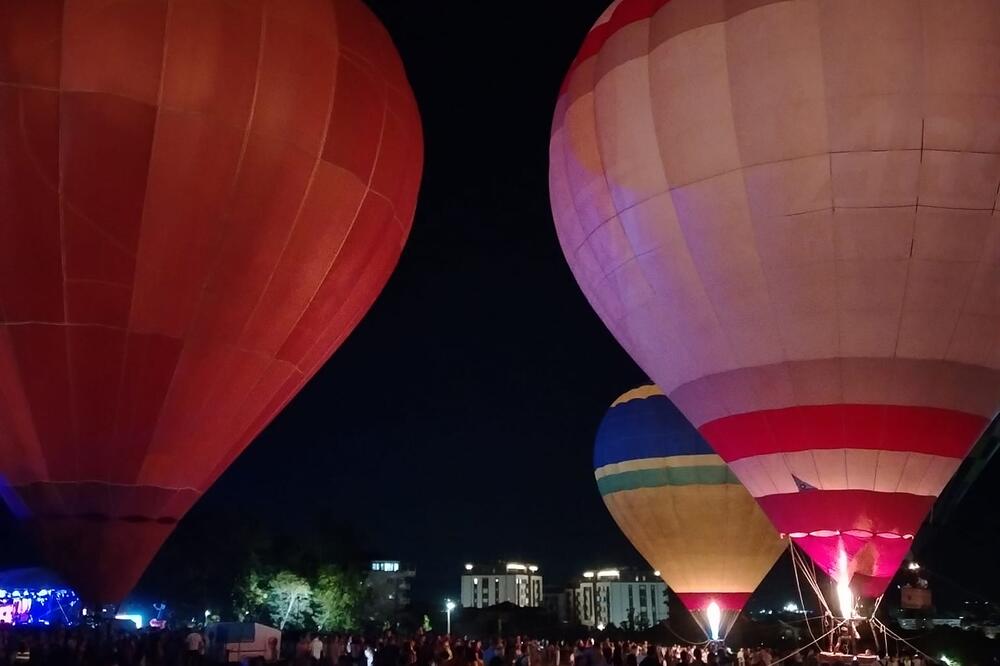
[
  {"x1": 560, "y1": 0, "x2": 669, "y2": 94},
  {"x1": 699, "y1": 404, "x2": 987, "y2": 462},
  {"x1": 757, "y1": 489, "x2": 934, "y2": 538},
  {"x1": 676, "y1": 591, "x2": 751, "y2": 612}
]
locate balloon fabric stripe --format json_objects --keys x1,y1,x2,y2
[{"x1": 596, "y1": 464, "x2": 740, "y2": 494}]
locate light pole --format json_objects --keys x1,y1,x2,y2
[{"x1": 445, "y1": 599, "x2": 456, "y2": 635}]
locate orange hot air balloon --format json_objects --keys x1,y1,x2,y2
[
  {"x1": 551, "y1": 0, "x2": 1000, "y2": 598},
  {"x1": 0, "y1": 0, "x2": 422, "y2": 603}
]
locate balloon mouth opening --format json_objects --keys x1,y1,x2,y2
[
  {"x1": 785, "y1": 530, "x2": 914, "y2": 540},
  {"x1": 706, "y1": 601, "x2": 722, "y2": 641}
]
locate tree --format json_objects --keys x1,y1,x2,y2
[
  {"x1": 312, "y1": 565, "x2": 365, "y2": 631},
  {"x1": 266, "y1": 570, "x2": 312, "y2": 630},
  {"x1": 233, "y1": 568, "x2": 269, "y2": 622}
]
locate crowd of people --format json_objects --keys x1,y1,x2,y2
[
  {"x1": 0, "y1": 625, "x2": 205, "y2": 666},
  {"x1": 288, "y1": 633, "x2": 745, "y2": 666},
  {"x1": 0, "y1": 625, "x2": 934, "y2": 666},
  {"x1": 285, "y1": 631, "x2": 929, "y2": 666}
]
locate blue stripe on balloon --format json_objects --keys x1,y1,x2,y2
[{"x1": 594, "y1": 392, "x2": 714, "y2": 468}]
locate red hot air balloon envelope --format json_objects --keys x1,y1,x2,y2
[
  {"x1": 0, "y1": 0, "x2": 422, "y2": 604},
  {"x1": 551, "y1": 0, "x2": 1000, "y2": 599}
]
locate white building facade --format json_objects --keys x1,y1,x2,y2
[
  {"x1": 460, "y1": 562, "x2": 543, "y2": 608},
  {"x1": 572, "y1": 569, "x2": 668, "y2": 629}
]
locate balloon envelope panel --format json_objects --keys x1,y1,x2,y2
[
  {"x1": 555, "y1": 0, "x2": 1000, "y2": 597},
  {"x1": 0, "y1": 0, "x2": 422, "y2": 602},
  {"x1": 594, "y1": 386, "x2": 784, "y2": 637}
]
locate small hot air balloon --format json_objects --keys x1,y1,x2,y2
[
  {"x1": 595, "y1": 385, "x2": 785, "y2": 640},
  {"x1": 0, "y1": 0, "x2": 422, "y2": 603},
  {"x1": 552, "y1": 0, "x2": 1000, "y2": 599}
]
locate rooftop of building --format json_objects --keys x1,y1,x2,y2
[
  {"x1": 462, "y1": 561, "x2": 541, "y2": 575},
  {"x1": 575, "y1": 567, "x2": 663, "y2": 583},
  {"x1": 369, "y1": 560, "x2": 416, "y2": 574}
]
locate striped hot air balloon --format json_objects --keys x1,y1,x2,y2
[
  {"x1": 595, "y1": 385, "x2": 785, "y2": 640},
  {"x1": 552, "y1": 0, "x2": 1000, "y2": 599}
]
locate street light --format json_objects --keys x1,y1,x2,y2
[{"x1": 445, "y1": 599, "x2": 456, "y2": 635}]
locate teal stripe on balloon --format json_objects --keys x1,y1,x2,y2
[{"x1": 597, "y1": 465, "x2": 739, "y2": 495}]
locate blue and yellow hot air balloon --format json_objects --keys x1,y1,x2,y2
[{"x1": 594, "y1": 385, "x2": 785, "y2": 640}]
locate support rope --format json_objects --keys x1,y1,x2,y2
[
  {"x1": 871, "y1": 618, "x2": 940, "y2": 664},
  {"x1": 789, "y1": 540, "x2": 820, "y2": 644},
  {"x1": 769, "y1": 621, "x2": 845, "y2": 665}
]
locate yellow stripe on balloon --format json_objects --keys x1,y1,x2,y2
[
  {"x1": 601, "y1": 484, "x2": 784, "y2": 594},
  {"x1": 609, "y1": 385, "x2": 663, "y2": 406}
]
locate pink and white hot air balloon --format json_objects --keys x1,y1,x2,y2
[{"x1": 550, "y1": 0, "x2": 1000, "y2": 598}]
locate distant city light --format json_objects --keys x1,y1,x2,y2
[
  {"x1": 0, "y1": 587, "x2": 79, "y2": 625},
  {"x1": 653, "y1": 570, "x2": 660, "y2": 577},
  {"x1": 908, "y1": 562, "x2": 921, "y2": 571},
  {"x1": 445, "y1": 599, "x2": 455, "y2": 635},
  {"x1": 596, "y1": 622, "x2": 606, "y2": 631},
  {"x1": 464, "y1": 563, "x2": 474, "y2": 571},
  {"x1": 596, "y1": 569, "x2": 620, "y2": 579},
  {"x1": 115, "y1": 614, "x2": 143, "y2": 629},
  {"x1": 528, "y1": 565, "x2": 539, "y2": 573},
  {"x1": 583, "y1": 571, "x2": 595, "y2": 579},
  {"x1": 506, "y1": 563, "x2": 527, "y2": 572},
  {"x1": 783, "y1": 602, "x2": 799, "y2": 613}
]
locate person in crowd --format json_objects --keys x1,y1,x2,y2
[
  {"x1": 636, "y1": 646, "x2": 657, "y2": 666},
  {"x1": 182, "y1": 629, "x2": 203, "y2": 666},
  {"x1": 466, "y1": 644, "x2": 484, "y2": 666},
  {"x1": 310, "y1": 635, "x2": 325, "y2": 662}
]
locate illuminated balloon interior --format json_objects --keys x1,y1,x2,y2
[{"x1": 706, "y1": 601, "x2": 722, "y2": 642}]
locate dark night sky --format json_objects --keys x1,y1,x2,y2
[{"x1": 2, "y1": 0, "x2": 998, "y2": 612}]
